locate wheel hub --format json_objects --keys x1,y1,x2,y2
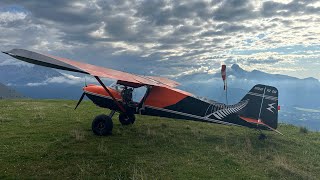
[{"x1": 98, "y1": 122, "x2": 105, "y2": 129}]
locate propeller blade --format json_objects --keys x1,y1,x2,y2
[{"x1": 75, "y1": 93, "x2": 86, "y2": 110}]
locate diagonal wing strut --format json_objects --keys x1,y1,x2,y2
[{"x1": 95, "y1": 76, "x2": 126, "y2": 113}]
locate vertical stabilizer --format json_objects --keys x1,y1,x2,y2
[{"x1": 240, "y1": 84, "x2": 279, "y2": 129}]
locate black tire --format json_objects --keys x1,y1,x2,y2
[
  {"x1": 119, "y1": 113, "x2": 135, "y2": 125},
  {"x1": 92, "y1": 114, "x2": 113, "y2": 136}
]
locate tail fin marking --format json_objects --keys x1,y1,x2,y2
[{"x1": 240, "y1": 84, "x2": 279, "y2": 129}]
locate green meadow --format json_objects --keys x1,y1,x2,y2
[{"x1": 0, "y1": 99, "x2": 319, "y2": 179}]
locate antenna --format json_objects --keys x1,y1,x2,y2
[{"x1": 225, "y1": 77, "x2": 228, "y2": 105}]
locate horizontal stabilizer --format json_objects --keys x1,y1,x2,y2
[{"x1": 239, "y1": 116, "x2": 283, "y2": 135}]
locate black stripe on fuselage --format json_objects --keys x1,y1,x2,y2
[{"x1": 85, "y1": 91, "x2": 266, "y2": 129}]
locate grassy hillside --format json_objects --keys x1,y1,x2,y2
[{"x1": 0, "y1": 99, "x2": 319, "y2": 179}]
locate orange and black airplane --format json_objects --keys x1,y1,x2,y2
[{"x1": 2, "y1": 49, "x2": 281, "y2": 138}]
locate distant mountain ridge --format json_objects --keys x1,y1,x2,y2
[
  {"x1": 177, "y1": 64, "x2": 320, "y2": 108},
  {"x1": 0, "y1": 64, "x2": 63, "y2": 85},
  {"x1": 227, "y1": 64, "x2": 318, "y2": 82},
  {"x1": 0, "y1": 82, "x2": 24, "y2": 99}
]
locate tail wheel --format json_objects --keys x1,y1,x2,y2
[
  {"x1": 119, "y1": 113, "x2": 135, "y2": 125},
  {"x1": 92, "y1": 114, "x2": 113, "y2": 136}
]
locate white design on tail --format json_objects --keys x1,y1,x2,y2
[
  {"x1": 267, "y1": 103, "x2": 276, "y2": 113},
  {"x1": 205, "y1": 100, "x2": 248, "y2": 119}
]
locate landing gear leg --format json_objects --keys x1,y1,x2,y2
[{"x1": 109, "y1": 110, "x2": 116, "y2": 118}]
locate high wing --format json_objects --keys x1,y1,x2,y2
[{"x1": 2, "y1": 49, "x2": 180, "y2": 88}]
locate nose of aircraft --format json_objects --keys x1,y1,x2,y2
[
  {"x1": 75, "y1": 84, "x2": 98, "y2": 110},
  {"x1": 83, "y1": 84, "x2": 122, "y2": 99}
]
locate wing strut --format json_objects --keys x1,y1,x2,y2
[{"x1": 94, "y1": 76, "x2": 126, "y2": 113}]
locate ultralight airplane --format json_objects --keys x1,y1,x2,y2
[{"x1": 2, "y1": 49, "x2": 281, "y2": 138}]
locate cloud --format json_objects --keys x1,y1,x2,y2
[
  {"x1": 25, "y1": 74, "x2": 93, "y2": 86},
  {"x1": 213, "y1": 0, "x2": 257, "y2": 21},
  {"x1": 26, "y1": 82, "x2": 47, "y2": 86},
  {"x1": 0, "y1": 0, "x2": 319, "y2": 80},
  {"x1": 261, "y1": 0, "x2": 320, "y2": 17},
  {"x1": 0, "y1": 59, "x2": 34, "y2": 67},
  {"x1": 0, "y1": 11, "x2": 27, "y2": 24}
]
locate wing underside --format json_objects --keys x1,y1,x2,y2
[{"x1": 2, "y1": 49, "x2": 180, "y2": 88}]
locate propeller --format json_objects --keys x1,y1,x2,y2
[
  {"x1": 75, "y1": 76, "x2": 88, "y2": 110},
  {"x1": 74, "y1": 92, "x2": 86, "y2": 110}
]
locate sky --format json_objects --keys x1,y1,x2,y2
[{"x1": 0, "y1": 0, "x2": 319, "y2": 79}]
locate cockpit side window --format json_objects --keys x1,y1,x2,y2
[
  {"x1": 132, "y1": 86, "x2": 148, "y2": 103},
  {"x1": 109, "y1": 82, "x2": 124, "y2": 93}
]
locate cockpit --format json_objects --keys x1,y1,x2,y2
[{"x1": 109, "y1": 82, "x2": 148, "y2": 105}]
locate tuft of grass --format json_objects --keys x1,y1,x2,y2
[
  {"x1": 299, "y1": 126, "x2": 309, "y2": 134},
  {"x1": 0, "y1": 99, "x2": 319, "y2": 179},
  {"x1": 70, "y1": 129, "x2": 86, "y2": 142}
]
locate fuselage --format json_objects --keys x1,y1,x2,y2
[{"x1": 83, "y1": 84, "x2": 260, "y2": 129}]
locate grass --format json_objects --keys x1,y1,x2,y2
[{"x1": 0, "y1": 99, "x2": 320, "y2": 179}]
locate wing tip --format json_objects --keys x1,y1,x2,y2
[{"x1": 2, "y1": 50, "x2": 14, "y2": 56}]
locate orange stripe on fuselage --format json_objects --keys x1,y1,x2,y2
[
  {"x1": 83, "y1": 84, "x2": 121, "y2": 99},
  {"x1": 83, "y1": 84, "x2": 192, "y2": 109},
  {"x1": 144, "y1": 86, "x2": 190, "y2": 108}
]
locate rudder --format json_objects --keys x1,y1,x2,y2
[{"x1": 240, "y1": 84, "x2": 279, "y2": 129}]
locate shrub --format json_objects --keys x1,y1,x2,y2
[{"x1": 299, "y1": 126, "x2": 308, "y2": 134}]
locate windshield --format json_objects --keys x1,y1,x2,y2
[{"x1": 109, "y1": 82, "x2": 124, "y2": 93}]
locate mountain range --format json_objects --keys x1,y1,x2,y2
[
  {"x1": 178, "y1": 64, "x2": 320, "y2": 108},
  {"x1": 0, "y1": 63, "x2": 87, "y2": 99},
  {"x1": 0, "y1": 82, "x2": 24, "y2": 99},
  {"x1": 0, "y1": 64, "x2": 62, "y2": 85}
]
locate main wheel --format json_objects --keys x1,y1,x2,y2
[
  {"x1": 92, "y1": 114, "x2": 113, "y2": 136},
  {"x1": 119, "y1": 113, "x2": 135, "y2": 125}
]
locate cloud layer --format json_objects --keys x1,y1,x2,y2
[{"x1": 0, "y1": 0, "x2": 319, "y2": 79}]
